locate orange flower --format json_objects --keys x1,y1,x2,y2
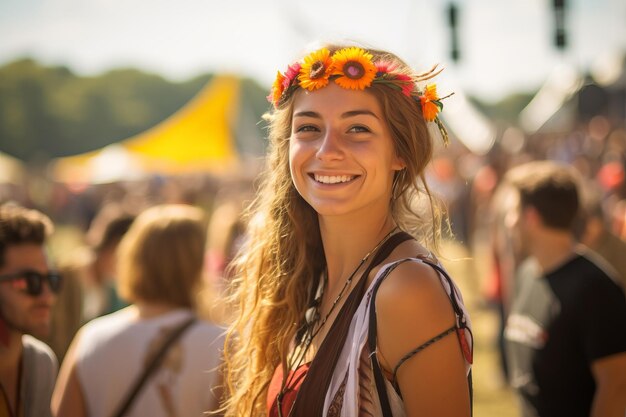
[
  {"x1": 419, "y1": 84, "x2": 442, "y2": 122},
  {"x1": 332, "y1": 47, "x2": 377, "y2": 90},
  {"x1": 268, "y1": 71, "x2": 286, "y2": 105},
  {"x1": 298, "y1": 48, "x2": 333, "y2": 91}
]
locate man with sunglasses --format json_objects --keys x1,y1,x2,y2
[{"x1": 0, "y1": 203, "x2": 60, "y2": 417}]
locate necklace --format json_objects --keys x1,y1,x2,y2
[
  {"x1": 276, "y1": 226, "x2": 398, "y2": 417},
  {"x1": 306, "y1": 226, "x2": 398, "y2": 343}
]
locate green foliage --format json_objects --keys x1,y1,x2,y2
[
  {"x1": 236, "y1": 77, "x2": 271, "y2": 156},
  {"x1": 0, "y1": 58, "x2": 534, "y2": 162},
  {"x1": 0, "y1": 59, "x2": 225, "y2": 160}
]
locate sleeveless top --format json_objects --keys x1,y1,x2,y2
[
  {"x1": 75, "y1": 308, "x2": 223, "y2": 417},
  {"x1": 267, "y1": 256, "x2": 473, "y2": 416},
  {"x1": 267, "y1": 363, "x2": 310, "y2": 417},
  {"x1": 325, "y1": 257, "x2": 472, "y2": 416}
]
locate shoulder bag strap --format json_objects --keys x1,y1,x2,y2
[{"x1": 109, "y1": 315, "x2": 197, "y2": 417}]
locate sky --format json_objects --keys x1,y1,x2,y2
[{"x1": 0, "y1": 0, "x2": 625, "y2": 102}]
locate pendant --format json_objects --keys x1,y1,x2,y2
[{"x1": 305, "y1": 306, "x2": 319, "y2": 325}]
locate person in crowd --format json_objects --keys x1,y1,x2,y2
[
  {"x1": 45, "y1": 203, "x2": 135, "y2": 362},
  {"x1": 52, "y1": 204, "x2": 224, "y2": 417},
  {"x1": 79, "y1": 203, "x2": 136, "y2": 320},
  {"x1": 0, "y1": 203, "x2": 60, "y2": 417},
  {"x1": 503, "y1": 161, "x2": 626, "y2": 417},
  {"x1": 223, "y1": 44, "x2": 473, "y2": 417},
  {"x1": 484, "y1": 178, "x2": 527, "y2": 384},
  {"x1": 200, "y1": 187, "x2": 250, "y2": 325},
  {"x1": 578, "y1": 182, "x2": 626, "y2": 290},
  {"x1": 611, "y1": 199, "x2": 626, "y2": 240}
]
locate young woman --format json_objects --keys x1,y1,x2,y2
[
  {"x1": 224, "y1": 44, "x2": 473, "y2": 417},
  {"x1": 52, "y1": 205, "x2": 224, "y2": 417}
]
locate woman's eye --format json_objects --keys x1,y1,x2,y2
[
  {"x1": 348, "y1": 125, "x2": 371, "y2": 133},
  {"x1": 295, "y1": 125, "x2": 319, "y2": 133}
]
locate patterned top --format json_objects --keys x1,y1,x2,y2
[{"x1": 267, "y1": 257, "x2": 473, "y2": 417}]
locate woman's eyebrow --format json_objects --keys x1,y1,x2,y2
[
  {"x1": 341, "y1": 109, "x2": 380, "y2": 120},
  {"x1": 293, "y1": 111, "x2": 321, "y2": 119},
  {"x1": 293, "y1": 109, "x2": 380, "y2": 120}
]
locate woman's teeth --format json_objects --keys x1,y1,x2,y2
[{"x1": 314, "y1": 174, "x2": 354, "y2": 184}]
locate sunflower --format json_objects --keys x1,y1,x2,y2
[
  {"x1": 419, "y1": 84, "x2": 443, "y2": 122},
  {"x1": 298, "y1": 48, "x2": 333, "y2": 91},
  {"x1": 268, "y1": 71, "x2": 286, "y2": 106},
  {"x1": 331, "y1": 47, "x2": 377, "y2": 90}
]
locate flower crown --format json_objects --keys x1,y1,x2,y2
[{"x1": 267, "y1": 46, "x2": 452, "y2": 145}]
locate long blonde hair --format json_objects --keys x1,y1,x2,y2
[{"x1": 222, "y1": 44, "x2": 444, "y2": 416}]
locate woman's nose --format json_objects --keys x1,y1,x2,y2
[{"x1": 315, "y1": 129, "x2": 344, "y2": 161}]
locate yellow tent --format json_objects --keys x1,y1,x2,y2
[{"x1": 52, "y1": 75, "x2": 241, "y2": 183}]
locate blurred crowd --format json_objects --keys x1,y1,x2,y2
[{"x1": 1, "y1": 107, "x2": 625, "y2": 416}]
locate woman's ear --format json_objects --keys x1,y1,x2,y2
[{"x1": 392, "y1": 155, "x2": 406, "y2": 171}]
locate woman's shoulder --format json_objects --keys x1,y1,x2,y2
[
  {"x1": 73, "y1": 308, "x2": 136, "y2": 355},
  {"x1": 372, "y1": 238, "x2": 442, "y2": 292},
  {"x1": 188, "y1": 319, "x2": 225, "y2": 345},
  {"x1": 374, "y1": 253, "x2": 457, "y2": 338},
  {"x1": 372, "y1": 256, "x2": 459, "y2": 371},
  {"x1": 80, "y1": 306, "x2": 134, "y2": 334},
  {"x1": 376, "y1": 256, "x2": 451, "y2": 314},
  {"x1": 369, "y1": 237, "x2": 430, "y2": 278}
]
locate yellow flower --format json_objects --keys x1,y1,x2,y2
[
  {"x1": 419, "y1": 84, "x2": 442, "y2": 122},
  {"x1": 331, "y1": 47, "x2": 377, "y2": 90},
  {"x1": 298, "y1": 48, "x2": 333, "y2": 91},
  {"x1": 268, "y1": 71, "x2": 286, "y2": 105}
]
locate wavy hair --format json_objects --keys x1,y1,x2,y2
[{"x1": 222, "y1": 44, "x2": 445, "y2": 416}]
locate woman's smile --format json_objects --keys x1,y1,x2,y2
[{"x1": 310, "y1": 173, "x2": 358, "y2": 185}]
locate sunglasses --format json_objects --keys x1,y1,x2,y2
[{"x1": 0, "y1": 270, "x2": 63, "y2": 296}]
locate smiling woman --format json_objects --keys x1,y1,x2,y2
[
  {"x1": 223, "y1": 44, "x2": 473, "y2": 417},
  {"x1": 289, "y1": 83, "x2": 404, "y2": 218}
]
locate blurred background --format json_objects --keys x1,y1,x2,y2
[{"x1": 1, "y1": 0, "x2": 625, "y2": 415}]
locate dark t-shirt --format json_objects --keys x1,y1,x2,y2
[{"x1": 505, "y1": 253, "x2": 626, "y2": 417}]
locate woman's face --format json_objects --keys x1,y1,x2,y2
[{"x1": 289, "y1": 83, "x2": 404, "y2": 218}]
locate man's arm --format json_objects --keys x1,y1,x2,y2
[{"x1": 591, "y1": 351, "x2": 626, "y2": 417}]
